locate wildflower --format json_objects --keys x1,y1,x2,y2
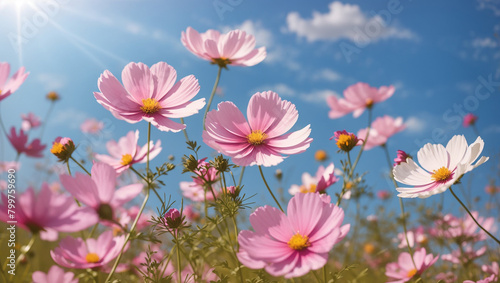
[
  {"x1": 330, "y1": 130, "x2": 361, "y2": 153},
  {"x1": 203, "y1": 91, "x2": 312, "y2": 167},
  {"x1": 50, "y1": 231, "x2": 125, "y2": 269},
  {"x1": 327, "y1": 82, "x2": 394, "y2": 119},
  {"x1": 377, "y1": 190, "x2": 391, "y2": 200},
  {"x1": 94, "y1": 62, "x2": 205, "y2": 132},
  {"x1": 192, "y1": 158, "x2": 219, "y2": 186},
  {"x1": 0, "y1": 184, "x2": 98, "y2": 241},
  {"x1": 21, "y1": 112, "x2": 41, "y2": 132},
  {"x1": 181, "y1": 27, "x2": 266, "y2": 68},
  {"x1": 435, "y1": 272, "x2": 457, "y2": 283},
  {"x1": 80, "y1": 118, "x2": 104, "y2": 134},
  {"x1": 237, "y1": 193, "x2": 350, "y2": 278},
  {"x1": 364, "y1": 243, "x2": 376, "y2": 254},
  {"x1": 396, "y1": 226, "x2": 427, "y2": 248},
  {"x1": 180, "y1": 181, "x2": 217, "y2": 202},
  {"x1": 463, "y1": 113, "x2": 478, "y2": 127},
  {"x1": 441, "y1": 245, "x2": 486, "y2": 264},
  {"x1": 314, "y1": 149, "x2": 328, "y2": 161},
  {"x1": 95, "y1": 130, "x2": 162, "y2": 173},
  {"x1": 0, "y1": 62, "x2": 29, "y2": 102},
  {"x1": 288, "y1": 163, "x2": 338, "y2": 195},
  {"x1": 393, "y1": 135, "x2": 488, "y2": 198},
  {"x1": 393, "y1": 150, "x2": 410, "y2": 167},
  {"x1": 60, "y1": 162, "x2": 143, "y2": 221},
  {"x1": 32, "y1": 265, "x2": 78, "y2": 283},
  {"x1": 357, "y1": 127, "x2": 386, "y2": 150},
  {"x1": 7, "y1": 127, "x2": 46, "y2": 158},
  {"x1": 46, "y1": 91, "x2": 60, "y2": 101},
  {"x1": 164, "y1": 208, "x2": 183, "y2": 229},
  {"x1": 431, "y1": 211, "x2": 496, "y2": 242},
  {"x1": 485, "y1": 185, "x2": 498, "y2": 194},
  {"x1": 183, "y1": 205, "x2": 201, "y2": 222},
  {"x1": 385, "y1": 248, "x2": 438, "y2": 283},
  {"x1": 50, "y1": 137, "x2": 75, "y2": 163},
  {"x1": 0, "y1": 161, "x2": 20, "y2": 172},
  {"x1": 358, "y1": 116, "x2": 406, "y2": 150}
]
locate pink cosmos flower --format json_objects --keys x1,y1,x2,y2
[
  {"x1": 358, "y1": 116, "x2": 406, "y2": 150},
  {"x1": 0, "y1": 62, "x2": 29, "y2": 102},
  {"x1": 95, "y1": 130, "x2": 162, "y2": 173},
  {"x1": 441, "y1": 245, "x2": 486, "y2": 264},
  {"x1": 51, "y1": 231, "x2": 126, "y2": 269},
  {"x1": 203, "y1": 91, "x2": 312, "y2": 167},
  {"x1": 331, "y1": 130, "x2": 362, "y2": 153},
  {"x1": 237, "y1": 192, "x2": 350, "y2": 278},
  {"x1": 463, "y1": 113, "x2": 478, "y2": 127},
  {"x1": 396, "y1": 226, "x2": 427, "y2": 248},
  {"x1": 385, "y1": 248, "x2": 439, "y2": 283},
  {"x1": 94, "y1": 62, "x2": 205, "y2": 132},
  {"x1": 183, "y1": 205, "x2": 200, "y2": 222},
  {"x1": 377, "y1": 190, "x2": 391, "y2": 200},
  {"x1": 482, "y1": 262, "x2": 499, "y2": 277},
  {"x1": 288, "y1": 163, "x2": 338, "y2": 195},
  {"x1": 464, "y1": 274, "x2": 498, "y2": 283},
  {"x1": 191, "y1": 157, "x2": 219, "y2": 186},
  {"x1": 21, "y1": 112, "x2": 41, "y2": 132},
  {"x1": 80, "y1": 118, "x2": 104, "y2": 134},
  {"x1": 180, "y1": 181, "x2": 217, "y2": 202},
  {"x1": 393, "y1": 150, "x2": 410, "y2": 167},
  {"x1": 60, "y1": 162, "x2": 143, "y2": 221},
  {"x1": 0, "y1": 184, "x2": 98, "y2": 241},
  {"x1": 327, "y1": 82, "x2": 395, "y2": 119},
  {"x1": 0, "y1": 161, "x2": 20, "y2": 172},
  {"x1": 7, "y1": 127, "x2": 46, "y2": 158},
  {"x1": 393, "y1": 135, "x2": 488, "y2": 198},
  {"x1": 32, "y1": 265, "x2": 78, "y2": 283},
  {"x1": 181, "y1": 27, "x2": 266, "y2": 67},
  {"x1": 107, "y1": 206, "x2": 152, "y2": 233},
  {"x1": 432, "y1": 211, "x2": 496, "y2": 242},
  {"x1": 435, "y1": 272, "x2": 457, "y2": 283}
]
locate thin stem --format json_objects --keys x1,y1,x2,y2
[
  {"x1": 39, "y1": 102, "x2": 55, "y2": 140},
  {"x1": 180, "y1": 118, "x2": 190, "y2": 143},
  {"x1": 258, "y1": 166, "x2": 284, "y2": 212},
  {"x1": 472, "y1": 124, "x2": 480, "y2": 136},
  {"x1": 16, "y1": 236, "x2": 35, "y2": 266},
  {"x1": 349, "y1": 108, "x2": 372, "y2": 176},
  {"x1": 174, "y1": 233, "x2": 183, "y2": 283},
  {"x1": 382, "y1": 144, "x2": 417, "y2": 269},
  {"x1": 237, "y1": 166, "x2": 245, "y2": 188},
  {"x1": 66, "y1": 161, "x2": 72, "y2": 175},
  {"x1": 203, "y1": 66, "x2": 223, "y2": 130},
  {"x1": 449, "y1": 187, "x2": 500, "y2": 246},
  {"x1": 69, "y1": 156, "x2": 91, "y2": 176},
  {"x1": 322, "y1": 265, "x2": 327, "y2": 283},
  {"x1": 130, "y1": 166, "x2": 165, "y2": 208}
]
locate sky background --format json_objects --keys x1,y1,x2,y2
[{"x1": 0, "y1": 0, "x2": 499, "y2": 221}]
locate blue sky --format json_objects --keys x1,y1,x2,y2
[{"x1": 1, "y1": 0, "x2": 499, "y2": 218}]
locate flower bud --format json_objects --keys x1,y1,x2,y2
[
  {"x1": 50, "y1": 137, "x2": 75, "y2": 163},
  {"x1": 164, "y1": 208, "x2": 183, "y2": 229}
]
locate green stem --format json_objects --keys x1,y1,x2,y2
[
  {"x1": 69, "y1": 156, "x2": 91, "y2": 176},
  {"x1": 180, "y1": 117, "x2": 189, "y2": 143},
  {"x1": 130, "y1": 166, "x2": 165, "y2": 208},
  {"x1": 237, "y1": 166, "x2": 245, "y2": 188},
  {"x1": 15, "y1": 236, "x2": 35, "y2": 266},
  {"x1": 322, "y1": 265, "x2": 327, "y2": 283},
  {"x1": 449, "y1": 187, "x2": 500, "y2": 246},
  {"x1": 203, "y1": 66, "x2": 223, "y2": 130},
  {"x1": 258, "y1": 166, "x2": 284, "y2": 212},
  {"x1": 349, "y1": 108, "x2": 372, "y2": 176},
  {"x1": 174, "y1": 234, "x2": 183, "y2": 283}
]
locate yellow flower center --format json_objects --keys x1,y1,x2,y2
[
  {"x1": 247, "y1": 130, "x2": 268, "y2": 145},
  {"x1": 314, "y1": 149, "x2": 328, "y2": 161},
  {"x1": 0, "y1": 90, "x2": 2, "y2": 95},
  {"x1": 212, "y1": 57, "x2": 232, "y2": 67},
  {"x1": 299, "y1": 184, "x2": 317, "y2": 193},
  {"x1": 120, "y1": 154, "x2": 133, "y2": 166},
  {"x1": 50, "y1": 142, "x2": 64, "y2": 154},
  {"x1": 140, "y1": 98, "x2": 160, "y2": 114},
  {"x1": 407, "y1": 268, "x2": 418, "y2": 278},
  {"x1": 364, "y1": 243, "x2": 375, "y2": 254},
  {"x1": 287, "y1": 233, "x2": 310, "y2": 250},
  {"x1": 345, "y1": 182, "x2": 354, "y2": 190},
  {"x1": 366, "y1": 98, "x2": 374, "y2": 108},
  {"x1": 46, "y1": 91, "x2": 60, "y2": 101},
  {"x1": 336, "y1": 134, "x2": 357, "y2": 152},
  {"x1": 85, "y1": 253, "x2": 100, "y2": 263},
  {"x1": 431, "y1": 167, "x2": 452, "y2": 182}
]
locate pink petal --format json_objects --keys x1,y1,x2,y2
[{"x1": 121, "y1": 62, "x2": 154, "y2": 101}]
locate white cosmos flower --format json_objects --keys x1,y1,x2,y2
[{"x1": 393, "y1": 135, "x2": 488, "y2": 198}]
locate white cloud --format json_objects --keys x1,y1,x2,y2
[
  {"x1": 300, "y1": 90, "x2": 338, "y2": 103},
  {"x1": 286, "y1": 1, "x2": 415, "y2": 44},
  {"x1": 254, "y1": 84, "x2": 337, "y2": 105},
  {"x1": 405, "y1": 116, "x2": 426, "y2": 134},
  {"x1": 234, "y1": 20, "x2": 273, "y2": 47},
  {"x1": 484, "y1": 125, "x2": 500, "y2": 133},
  {"x1": 477, "y1": 0, "x2": 500, "y2": 16},
  {"x1": 36, "y1": 73, "x2": 66, "y2": 91},
  {"x1": 312, "y1": 68, "x2": 342, "y2": 81},
  {"x1": 257, "y1": 83, "x2": 296, "y2": 97},
  {"x1": 472, "y1": 37, "x2": 498, "y2": 48},
  {"x1": 51, "y1": 107, "x2": 89, "y2": 130}
]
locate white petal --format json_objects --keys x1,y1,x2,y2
[
  {"x1": 417, "y1": 143, "x2": 449, "y2": 172},
  {"x1": 445, "y1": 135, "x2": 468, "y2": 171},
  {"x1": 393, "y1": 158, "x2": 432, "y2": 186}
]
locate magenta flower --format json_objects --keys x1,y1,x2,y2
[
  {"x1": 192, "y1": 158, "x2": 219, "y2": 186},
  {"x1": 60, "y1": 162, "x2": 143, "y2": 221},
  {"x1": 95, "y1": 130, "x2": 162, "y2": 173},
  {"x1": 394, "y1": 150, "x2": 410, "y2": 167},
  {"x1": 0, "y1": 62, "x2": 29, "y2": 102},
  {"x1": 80, "y1": 118, "x2": 104, "y2": 134},
  {"x1": 203, "y1": 91, "x2": 312, "y2": 167},
  {"x1": 50, "y1": 137, "x2": 76, "y2": 163},
  {"x1": 463, "y1": 113, "x2": 478, "y2": 127},
  {"x1": 21, "y1": 112, "x2": 41, "y2": 132},
  {"x1": 237, "y1": 192, "x2": 350, "y2": 278},
  {"x1": 377, "y1": 190, "x2": 391, "y2": 200},
  {"x1": 385, "y1": 248, "x2": 439, "y2": 283},
  {"x1": 289, "y1": 163, "x2": 338, "y2": 195},
  {"x1": 441, "y1": 245, "x2": 486, "y2": 264},
  {"x1": 0, "y1": 184, "x2": 98, "y2": 241},
  {"x1": 94, "y1": 62, "x2": 205, "y2": 132},
  {"x1": 164, "y1": 208, "x2": 182, "y2": 229},
  {"x1": 181, "y1": 27, "x2": 266, "y2": 67},
  {"x1": 327, "y1": 82, "x2": 395, "y2": 119},
  {"x1": 32, "y1": 265, "x2": 78, "y2": 283},
  {"x1": 7, "y1": 127, "x2": 46, "y2": 158},
  {"x1": 51, "y1": 231, "x2": 125, "y2": 269}
]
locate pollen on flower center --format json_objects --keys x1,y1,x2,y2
[
  {"x1": 212, "y1": 57, "x2": 232, "y2": 67},
  {"x1": 140, "y1": 98, "x2": 160, "y2": 114},
  {"x1": 287, "y1": 233, "x2": 310, "y2": 250},
  {"x1": 407, "y1": 268, "x2": 418, "y2": 278},
  {"x1": 247, "y1": 130, "x2": 268, "y2": 145},
  {"x1": 431, "y1": 167, "x2": 452, "y2": 182},
  {"x1": 299, "y1": 184, "x2": 317, "y2": 193},
  {"x1": 121, "y1": 154, "x2": 133, "y2": 166},
  {"x1": 85, "y1": 252, "x2": 100, "y2": 263},
  {"x1": 365, "y1": 98, "x2": 374, "y2": 108},
  {"x1": 337, "y1": 134, "x2": 355, "y2": 151},
  {"x1": 50, "y1": 142, "x2": 64, "y2": 154}
]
